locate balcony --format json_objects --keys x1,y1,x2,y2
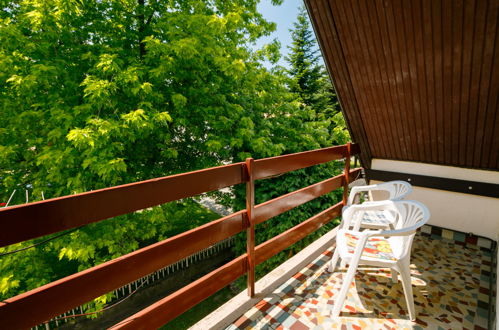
[
  {"x1": 0, "y1": 143, "x2": 496, "y2": 329},
  {"x1": 196, "y1": 225, "x2": 494, "y2": 329}
]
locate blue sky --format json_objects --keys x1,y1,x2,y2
[{"x1": 254, "y1": 0, "x2": 304, "y2": 67}]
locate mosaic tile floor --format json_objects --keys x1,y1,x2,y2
[{"x1": 229, "y1": 227, "x2": 494, "y2": 330}]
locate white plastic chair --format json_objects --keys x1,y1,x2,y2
[
  {"x1": 344, "y1": 180, "x2": 413, "y2": 230},
  {"x1": 329, "y1": 200, "x2": 430, "y2": 321}
]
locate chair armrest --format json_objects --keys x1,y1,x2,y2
[
  {"x1": 340, "y1": 229, "x2": 383, "y2": 238},
  {"x1": 372, "y1": 224, "x2": 420, "y2": 237},
  {"x1": 346, "y1": 181, "x2": 413, "y2": 206},
  {"x1": 341, "y1": 224, "x2": 417, "y2": 239},
  {"x1": 342, "y1": 200, "x2": 396, "y2": 228},
  {"x1": 347, "y1": 185, "x2": 379, "y2": 205}
]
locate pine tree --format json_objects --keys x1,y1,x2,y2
[{"x1": 286, "y1": 6, "x2": 340, "y2": 118}]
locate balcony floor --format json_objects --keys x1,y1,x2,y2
[{"x1": 228, "y1": 227, "x2": 494, "y2": 330}]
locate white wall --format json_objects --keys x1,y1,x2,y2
[{"x1": 371, "y1": 159, "x2": 499, "y2": 240}]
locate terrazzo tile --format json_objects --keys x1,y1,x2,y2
[
  {"x1": 442, "y1": 229, "x2": 454, "y2": 241},
  {"x1": 229, "y1": 230, "x2": 494, "y2": 329},
  {"x1": 477, "y1": 237, "x2": 492, "y2": 249},
  {"x1": 454, "y1": 232, "x2": 466, "y2": 243},
  {"x1": 421, "y1": 225, "x2": 431, "y2": 235}
]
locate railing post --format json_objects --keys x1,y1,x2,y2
[
  {"x1": 342, "y1": 142, "x2": 351, "y2": 205},
  {"x1": 245, "y1": 158, "x2": 255, "y2": 297}
]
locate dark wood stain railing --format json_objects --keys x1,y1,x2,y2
[{"x1": 0, "y1": 143, "x2": 360, "y2": 329}]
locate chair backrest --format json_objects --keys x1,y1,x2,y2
[
  {"x1": 389, "y1": 200, "x2": 430, "y2": 259},
  {"x1": 373, "y1": 180, "x2": 412, "y2": 201},
  {"x1": 392, "y1": 200, "x2": 429, "y2": 229},
  {"x1": 346, "y1": 180, "x2": 412, "y2": 206},
  {"x1": 342, "y1": 200, "x2": 430, "y2": 259}
]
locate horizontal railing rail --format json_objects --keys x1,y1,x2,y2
[
  {"x1": 253, "y1": 168, "x2": 361, "y2": 225},
  {"x1": 253, "y1": 143, "x2": 360, "y2": 180},
  {"x1": 0, "y1": 143, "x2": 360, "y2": 329},
  {"x1": 0, "y1": 163, "x2": 246, "y2": 247}
]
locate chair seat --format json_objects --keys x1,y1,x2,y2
[
  {"x1": 343, "y1": 232, "x2": 396, "y2": 261},
  {"x1": 359, "y1": 210, "x2": 393, "y2": 226}
]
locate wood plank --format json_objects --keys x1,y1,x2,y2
[
  {"x1": 0, "y1": 211, "x2": 246, "y2": 329},
  {"x1": 450, "y1": 0, "x2": 464, "y2": 165},
  {"x1": 486, "y1": 21, "x2": 499, "y2": 169},
  {"x1": 111, "y1": 255, "x2": 247, "y2": 330},
  {"x1": 0, "y1": 163, "x2": 245, "y2": 247},
  {"x1": 362, "y1": 0, "x2": 401, "y2": 159},
  {"x1": 465, "y1": 0, "x2": 488, "y2": 167},
  {"x1": 338, "y1": 0, "x2": 388, "y2": 158},
  {"x1": 253, "y1": 173, "x2": 344, "y2": 225},
  {"x1": 329, "y1": 0, "x2": 385, "y2": 159},
  {"x1": 312, "y1": 0, "x2": 371, "y2": 167},
  {"x1": 421, "y1": 0, "x2": 438, "y2": 163},
  {"x1": 255, "y1": 202, "x2": 342, "y2": 265},
  {"x1": 458, "y1": 0, "x2": 477, "y2": 165},
  {"x1": 366, "y1": 169, "x2": 499, "y2": 198},
  {"x1": 374, "y1": 0, "x2": 409, "y2": 159},
  {"x1": 252, "y1": 144, "x2": 358, "y2": 180},
  {"x1": 342, "y1": 143, "x2": 351, "y2": 204},
  {"x1": 474, "y1": 0, "x2": 498, "y2": 168},
  {"x1": 440, "y1": 0, "x2": 453, "y2": 164},
  {"x1": 383, "y1": 1, "x2": 414, "y2": 160},
  {"x1": 245, "y1": 158, "x2": 255, "y2": 296},
  {"x1": 400, "y1": 1, "x2": 423, "y2": 161},
  {"x1": 309, "y1": 1, "x2": 372, "y2": 167},
  {"x1": 412, "y1": 0, "x2": 432, "y2": 162},
  {"x1": 306, "y1": 0, "x2": 498, "y2": 171},
  {"x1": 109, "y1": 174, "x2": 356, "y2": 329}
]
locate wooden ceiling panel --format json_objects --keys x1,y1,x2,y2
[{"x1": 305, "y1": 0, "x2": 499, "y2": 170}]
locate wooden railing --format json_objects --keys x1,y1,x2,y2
[{"x1": 0, "y1": 143, "x2": 361, "y2": 329}]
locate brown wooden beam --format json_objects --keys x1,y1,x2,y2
[
  {"x1": 111, "y1": 255, "x2": 247, "y2": 330},
  {"x1": 366, "y1": 169, "x2": 499, "y2": 198},
  {"x1": 342, "y1": 142, "x2": 352, "y2": 204},
  {"x1": 0, "y1": 163, "x2": 246, "y2": 247},
  {"x1": 255, "y1": 202, "x2": 343, "y2": 265},
  {"x1": 111, "y1": 203, "x2": 344, "y2": 329},
  {"x1": 0, "y1": 211, "x2": 246, "y2": 329},
  {"x1": 253, "y1": 144, "x2": 359, "y2": 180},
  {"x1": 253, "y1": 168, "x2": 361, "y2": 225},
  {"x1": 0, "y1": 145, "x2": 359, "y2": 248},
  {"x1": 245, "y1": 158, "x2": 256, "y2": 297}
]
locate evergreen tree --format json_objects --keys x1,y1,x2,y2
[{"x1": 286, "y1": 6, "x2": 341, "y2": 123}]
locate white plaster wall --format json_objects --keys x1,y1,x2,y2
[{"x1": 371, "y1": 159, "x2": 499, "y2": 240}]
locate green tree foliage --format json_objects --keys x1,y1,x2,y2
[
  {"x1": 0, "y1": 0, "x2": 286, "y2": 198},
  {"x1": 285, "y1": 5, "x2": 345, "y2": 135},
  {"x1": 0, "y1": 0, "x2": 349, "y2": 315},
  {"x1": 229, "y1": 5, "x2": 352, "y2": 281},
  {"x1": 286, "y1": 6, "x2": 323, "y2": 106},
  {"x1": 0, "y1": 0, "x2": 293, "y2": 310}
]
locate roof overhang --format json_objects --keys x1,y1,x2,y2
[{"x1": 305, "y1": 0, "x2": 499, "y2": 171}]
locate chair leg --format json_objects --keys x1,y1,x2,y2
[
  {"x1": 390, "y1": 268, "x2": 398, "y2": 283},
  {"x1": 328, "y1": 248, "x2": 340, "y2": 272},
  {"x1": 399, "y1": 263, "x2": 416, "y2": 321},
  {"x1": 331, "y1": 258, "x2": 360, "y2": 318},
  {"x1": 340, "y1": 259, "x2": 346, "y2": 269}
]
